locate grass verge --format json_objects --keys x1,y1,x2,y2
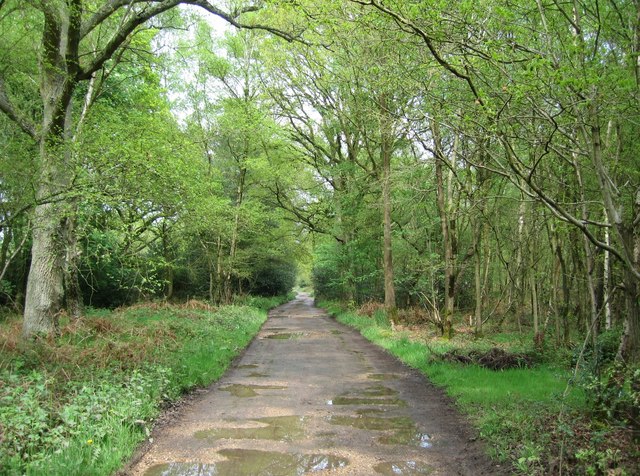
[
  {"x1": 0, "y1": 295, "x2": 290, "y2": 475},
  {"x1": 321, "y1": 301, "x2": 637, "y2": 475}
]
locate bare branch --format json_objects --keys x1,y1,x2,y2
[
  {"x1": 350, "y1": 0, "x2": 483, "y2": 105},
  {"x1": 79, "y1": 0, "x2": 302, "y2": 81},
  {"x1": 185, "y1": 0, "x2": 305, "y2": 43},
  {"x1": 78, "y1": 1, "x2": 182, "y2": 80},
  {"x1": 81, "y1": 0, "x2": 157, "y2": 38},
  {"x1": 498, "y1": 134, "x2": 640, "y2": 280}
]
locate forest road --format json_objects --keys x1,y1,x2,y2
[{"x1": 126, "y1": 293, "x2": 503, "y2": 476}]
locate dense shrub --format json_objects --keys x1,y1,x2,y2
[
  {"x1": 0, "y1": 302, "x2": 272, "y2": 475},
  {"x1": 248, "y1": 258, "x2": 297, "y2": 296}
]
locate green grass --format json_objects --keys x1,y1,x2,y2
[
  {"x1": 0, "y1": 295, "x2": 291, "y2": 475},
  {"x1": 322, "y1": 302, "x2": 594, "y2": 474}
]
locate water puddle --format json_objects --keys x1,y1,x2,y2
[
  {"x1": 145, "y1": 450, "x2": 349, "y2": 476},
  {"x1": 328, "y1": 415, "x2": 431, "y2": 448},
  {"x1": 379, "y1": 429, "x2": 432, "y2": 448},
  {"x1": 237, "y1": 364, "x2": 259, "y2": 369},
  {"x1": 374, "y1": 461, "x2": 434, "y2": 475},
  {"x1": 219, "y1": 384, "x2": 286, "y2": 397},
  {"x1": 368, "y1": 373, "x2": 399, "y2": 381},
  {"x1": 330, "y1": 385, "x2": 406, "y2": 406},
  {"x1": 265, "y1": 332, "x2": 303, "y2": 340},
  {"x1": 218, "y1": 449, "x2": 349, "y2": 475},
  {"x1": 361, "y1": 385, "x2": 397, "y2": 397},
  {"x1": 331, "y1": 396, "x2": 406, "y2": 406},
  {"x1": 328, "y1": 414, "x2": 413, "y2": 431},
  {"x1": 144, "y1": 462, "x2": 218, "y2": 476},
  {"x1": 194, "y1": 416, "x2": 305, "y2": 442}
]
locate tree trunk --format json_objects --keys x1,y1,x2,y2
[
  {"x1": 22, "y1": 5, "x2": 80, "y2": 338},
  {"x1": 380, "y1": 95, "x2": 397, "y2": 326},
  {"x1": 550, "y1": 222, "x2": 571, "y2": 346},
  {"x1": 63, "y1": 213, "x2": 84, "y2": 319},
  {"x1": 474, "y1": 220, "x2": 483, "y2": 336},
  {"x1": 603, "y1": 214, "x2": 612, "y2": 330},
  {"x1": 24, "y1": 129, "x2": 72, "y2": 336},
  {"x1": 215, "y1": 235, "x2": 224, "y2": 304},
  {"x1": 617, "y1": 190, "x2": 640, "y2": 363},
  {"x1": 586, "y1": 109, "x2": 640, "y2": 363},
  {"x1": 224, "y1": 167, "x2": 246, "y2": 304},
  {"x1": 161, "y1": 221, "x2": 174, "y2": 300},
  {"x1": 529, "y1": 242, "x2": 544, "y2": 349},
  {"x1": 432, "y1": 121, "x2": 457, "y2": 338},
  {"x1": 515, "y1": 196, "x2": 527, "y2": 332},
  {"x1": 24, "y1": 172, "x2": 67, "y2": 336},
  {"x1": 572, "y1": 150, "x2": 600, "y2": 347}
]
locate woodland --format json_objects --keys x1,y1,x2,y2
[{"x1": 0, "y1": 0, "x2": 639, "y2": 474}]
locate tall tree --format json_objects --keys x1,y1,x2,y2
[{"x1": 0, "y1": 0, "x2": 297, "y2": 337}]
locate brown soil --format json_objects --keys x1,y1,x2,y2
[{"x1": 124, "y1": 294, "x2": 504, "y2": 476}]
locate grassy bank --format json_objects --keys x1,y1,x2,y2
[
  {"x1": 0, "y1": 295, "x2": 290, "y2": 475},
  {"x1": 321, "y1": 301, "x2": 637, "y2": 475}
]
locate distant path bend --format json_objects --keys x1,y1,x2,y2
[{"x1": 129, "y1": 293, "x2": 502, "y2": 476}]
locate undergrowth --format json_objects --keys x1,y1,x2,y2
[
  {"x1": 0, "y1": 295, "x2": 290, "y2": 475},
  {"x1": 321, "y1": 300, "x2": 639, "y2": 475}
]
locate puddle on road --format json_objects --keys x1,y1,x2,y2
[
  {"x1": 379, "y1": 429, "x2": 432, "y2": 448},
  {"x1": 145, "y1": 450, "x2": 349, "y2": 476},
  {"x1": 237, "y1": 364, "x2": 259, "y2": 369},
  {"x1": 194, "y1": 416, "x2": 305, "y2": 442},
  {"x1": 330, "y1": 385, "x2": 406, "y2": 406},
  {"x1": 368, "y1": 373, "x2": 399, "y2": 381},
  {"x1": 331, "y1": 396, "x2": 407, "y2": 406},
  {"x1": 219, "y1": 384, "x2": 286, "y2": 397},
  {"x1": 374, "y1": 461, "x2": 434, "y2": 475},
  {"x1": 265, "y1": 332, "x2": 303, "y2": 340},
  {"x1": 328, "y1": 414, "x2": 413, "y2": 431},
  {"x1": 328, "y1": 414, "x2": 431, "y2": 448},
  {"x1": 144, "y1": 462, "x2": 217, "y2": 476},
  {"x1": 216, "y1": 449, "x2": 349, "y2": 475},
  {"x1": 361, "y1": 385, "x2": 398, "y2": 397}
]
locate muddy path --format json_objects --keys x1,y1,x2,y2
[{"x1": 128, "y1": 294, "x2": 502, "y2": 476}]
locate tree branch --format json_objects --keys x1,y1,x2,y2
[
  {"x1": 185, "y1": 0, "x2": 305, "y2": 43},
  {"x1": 0, "y1": 78, "x2": 37, "y2": 139},
  {"x1": 498, "y1": 134, "x2": 640, "y2": 278},
  {"x1": 81, "y1": 0, "x2": 157, "y2": 38},
  {"x1": 78, "y1": 1, "x2": 181, "y2": 80},
  {"x1": 350, "y1": 0, "x2": 483, "y2": 105},
  {"x1": 79, "y1": 0, "x2": 303, "y2": 81}
]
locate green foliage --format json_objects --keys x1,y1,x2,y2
[
  {"x1": 312, "y1": 239, "x2": 383, "y2": 303},
  {"x1": 579, "y1": 362, "x2": 640, "y2": 425},
  {"x1": 0, "y1": 301, "x2": 272, "y2": 475},
  {"x1": 233, "y1": 292, "x2": 295, "y2": 311},
  {"x1": 248, "y1": 258, "x2": 297, "y2": 297},
  {"x1": 574, "y1": 329, "x2": 623, "y2": 373},
  {"x1": 320, "y1": 300, "x2": 620, "y2": 474},
  {"x1": 574, "y1": 447, "x2": 625, "y2": 476}
]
